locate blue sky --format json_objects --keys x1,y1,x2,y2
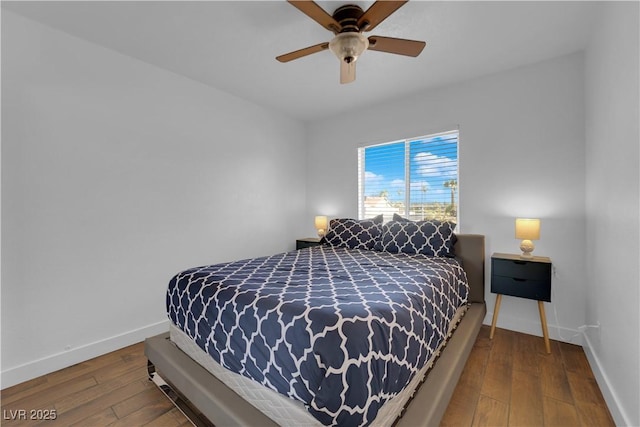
[{"x1": 363, "y1": 133, "x2": 458, "y2": 204}]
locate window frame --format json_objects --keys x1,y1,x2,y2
[{"x1": 357, "y1": 130, "x2": 460, "y2": 225}]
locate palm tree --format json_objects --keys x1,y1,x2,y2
[
  {"x1": 421, "y1": 183, "x2": 428, "y2": 219},
  {"x1": 443, "y1": 179, "x2": 457, "y2": 209}
]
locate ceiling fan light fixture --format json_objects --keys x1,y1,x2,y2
[
  {"x1": 329, "y1": 32, "x2": 369, "y2": 63},
  {"x1": 278, "y1": 1, "x2": 424, "y2": 83}
]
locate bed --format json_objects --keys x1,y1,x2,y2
[{"x1": 145, "y1": 220, "x2": 485, "y2": 427}]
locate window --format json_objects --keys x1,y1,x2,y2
[{"x1": 358, "y1": 130, "x2": 459, "y2": 224}]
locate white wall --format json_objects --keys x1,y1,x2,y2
[
  {"x1": 306, "y1": 53, "x2": 587, "y2": 342},
  {"x1": 1, "y1": 11, "x2": 307, "y2": 388},
  {"x1": 584, "y1": 2, "x2": 640, "y2": 426}
]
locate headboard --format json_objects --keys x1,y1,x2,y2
[{"x1": 453, "y1": 234, "x2": 485, "y2": 303}]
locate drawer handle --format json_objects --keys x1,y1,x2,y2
[
  {"x1": 512, "y1": 260, "x2": 527, "y2": 265},
  {"x1": 513, "y1": 277, "x2": 527, "y2": 282}
]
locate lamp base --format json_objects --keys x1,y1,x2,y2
[
  {"x1": 520, "y1": 239, "x2": 535, "y2": 258},
  {"x1": 317, "y1": 229, "x2": 326, "y2": 238}
]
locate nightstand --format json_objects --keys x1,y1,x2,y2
[
  {"x1": 489, "y1": 252, "x2": 553, "y2": 353},
  {"x1": 296, "y1": 238, "x2": 322, "y2": 250}
]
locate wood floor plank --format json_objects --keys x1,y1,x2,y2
[
  {"x1": 440, "y1": 368, "x2": 483, "y2": 427},
  {"x1": 566, "y1": 371, "x2": 608, "y2": 406},
  {"x1": 1, "y1": 378, "x2": 59, "y2": 407},
  {"x1": 2, "y1": 344, "x2": 144, "y2": 406},
  {"x1": 457, "y1": 339, "x2": 491, "y2": 392},
  {"x1": 539, "y1": 339, "x2": 574, "y2": 404},
  {"x1": 471, "y1": 395, "x2": 509, "y2": 427},
  {"x1": 480, "y1": 328, "x2": 513, "y2": 404},
  {"x1": 81, "y1": 342, "x2": 145, "y2": 369},
  {"x1": 1, "y1": 376, "x2": 98, "y2": 426},
  {"x1": 488, "y1": 327, "x2": 515, "y2": 364},
  {"x1": 509, "y1": 368, "x2": 544, "y2": 426},
  {"x1": 54, "y1": 364, "x2": 148, "y2": 413},
  {"x1": 567, "y1": 371, "x2": 616, "y2": 426},
  {"x1": 511, "y1": 331, "x2": 542, "y2": 375},
  {"x1": 111, "y1": 387, "x2": 168, "y2": 419},
  {"x1": 440, "y1": 396, "x2": 476, "y2": 427},
  {"x1": 106, "y1": 399, "x2": 174, "y2": 427},
  {"x1": 142, "y1": 407, "x2": 186, "y2": 427},
  {"x1": 46, "y1": 346, "x2": 136, "y2": 385},
  {"x1": 539, "y1": 359, "x2": 574, "y2": 404},
  {"x1": 2, "y1": 364, "x2": 106, "y2": 407},
  {"x1": 473, "y1": 323, "x2": 492, "y2": 350},
  {"x1": 0, "y1": 376, "x2": 49, "y2": 399},
  {"x1": 480, "y1": 361, "x2": 512, "y2": 405},
  {"x1": 34, "y1": 380, "x2": 151, "y2": 427},
  {"x1": 69, "y1": 407, "x2": 119, "y2": 426},
  {"x1": 92, "y1": 353, "x2": 148, "y2": 384},
  {"x1": 543, "y1": 396, "x2": 581, "y2": 427},
  {"x1": 559, "y1": 341, "x2": 594, "y2": 378},
  {"x1": 573, "y1": 400, "x2": 617, "y2": 427}
]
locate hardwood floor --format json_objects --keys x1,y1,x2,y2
[
  {"x1": 1, "y1": 343, "x2": 188, "y2": 427},
  {"x1": 1, "y1": 326, "x2": 614, "y2": 426},
  {"x1": 440, "y1": 326, "x2": 615, "y2": 427}
]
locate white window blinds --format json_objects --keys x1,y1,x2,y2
[{"x1": 358, "y1": 130, "x2": 459, "y2": 223}]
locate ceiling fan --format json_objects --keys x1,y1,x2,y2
[{"x1": 276, "y1": 0, "x2": 426, "y2": 84}]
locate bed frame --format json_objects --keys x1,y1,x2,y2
[{"x1": 145, "y1": 234, "x2": 485, "y2": 427}]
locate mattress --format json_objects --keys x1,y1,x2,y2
[
  {"x1": 169, "y1": 303, "x2": 468, "y2": 426},
  {"x1": 166, "y1": 245, "x2": 469, "y2": 426}
]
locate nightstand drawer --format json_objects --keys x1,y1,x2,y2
[
  {"x1": 492, "y1": 257, "x2": 550, "y2": 280},
  {"x1": 491, "y1": 276, "x2": 551, "y2": 302}
]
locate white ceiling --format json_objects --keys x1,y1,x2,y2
[{"x1": 3, "y1": 1, "x2": 600, "y2": 122}]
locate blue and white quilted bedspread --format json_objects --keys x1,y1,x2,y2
[{"x1": 166, "y1": 245, "x2": 469, "y2": 427}]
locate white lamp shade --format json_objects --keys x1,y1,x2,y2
[
  {"x1": 314, "y1": 215, "x2": 328, "y2": 231},
  {"x1": 328, "y1": 33, "x2": 369, "y2": 62},
  {"x1": 515, "y1": 218, "x2": 541, "y2": 240}
]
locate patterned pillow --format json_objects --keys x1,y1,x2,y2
[
  {"x1": 323, "y1": 215, "x2": 383, "y2": 250},
  {"x1": 392, "y1": 214, "x2": 458, "y2": 253},
  {"x1": 376, "y1": 217, "x2": 457, "y2": 257}
]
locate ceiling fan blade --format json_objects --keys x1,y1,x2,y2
[
  {"x1": 358, "y1": 1, "x2": 407, "y2": 32},
  {"x1": 276, "y1": 42, "x2": 329, "y2": 62},
  {"x1": 288, "y1": 1, "x2": 341, "y2": 33},
  {"x1": 340, "y1": 60, "x2": 356, "y2": 84},
  {"x1": 368, "y1": 36, "x2": 426, "y2": 57}
]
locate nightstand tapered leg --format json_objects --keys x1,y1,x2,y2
[
  {"x1": 538, "y1": 301, "x2": 551, "y2": 353},
  {"x1": 490, "y1": 294, "x2": 502, "y2": 339}
]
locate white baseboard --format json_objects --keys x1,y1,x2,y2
[
  {"x1": 582, "y1": 332, "x2": 633, "y2": 427},
  {"x1": 1, "y1": 319, "x2": 170, "y2": 390},
  {"x1": 483, "y1": 310, "x2": 583, "y2": 345}
]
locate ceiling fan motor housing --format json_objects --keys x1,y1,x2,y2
[{"x1": 332, "y1": 4, "x2": 365, "y2": 32}]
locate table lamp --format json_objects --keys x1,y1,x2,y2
[
  {"x1": 315, "y1": 215, "x2": 328, "y2": 238},
  {"x1": 515, "y1": 218, "x2": 540, "y2": 258}
]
